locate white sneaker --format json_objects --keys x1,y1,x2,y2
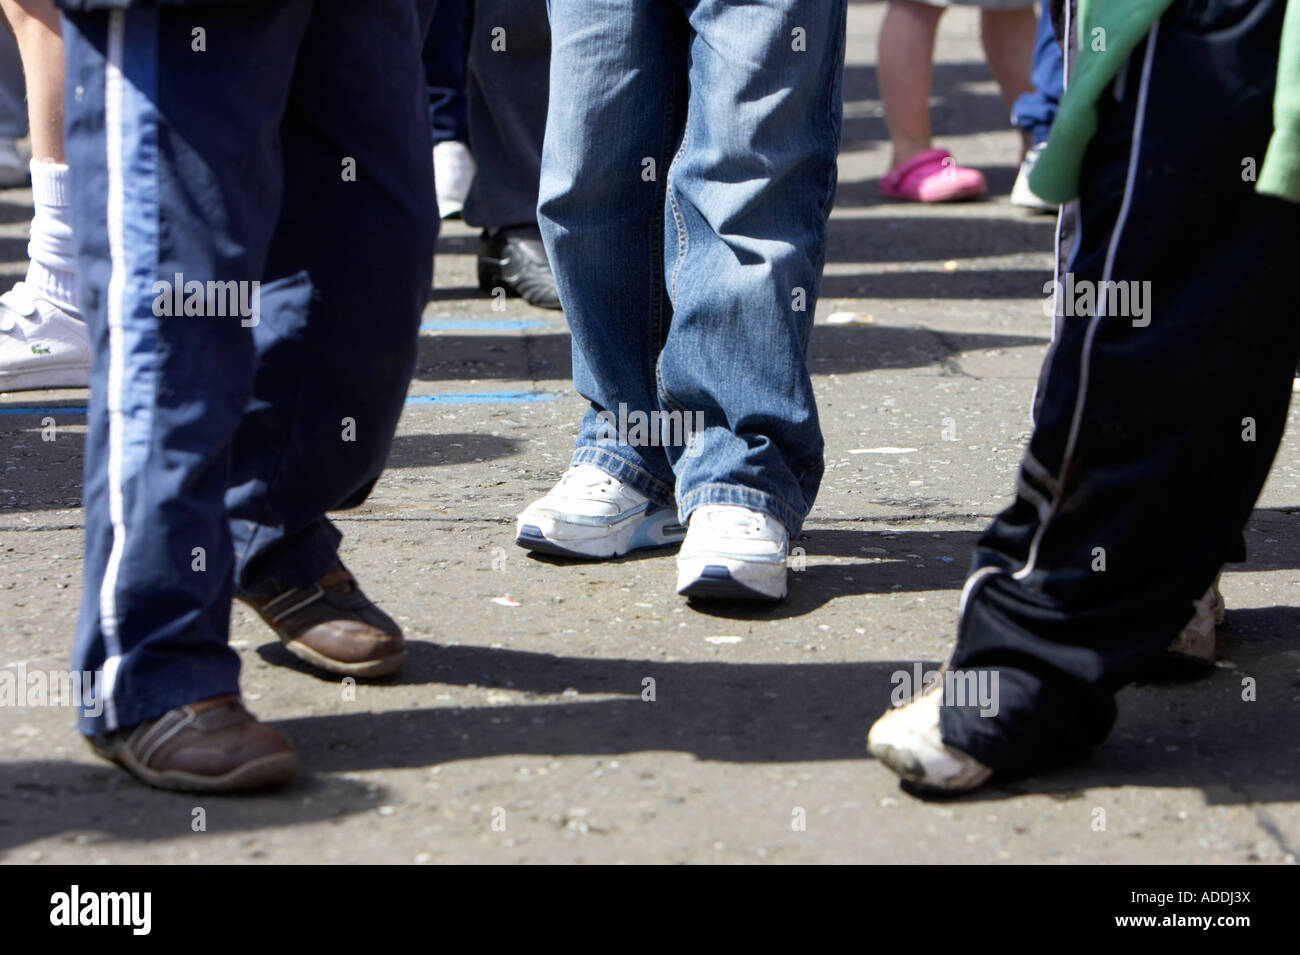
[
  {"x1": 675, "y1": 504, "x2": 788, "y2": 601},
  {"x1": 516, "y1": 463, "x2": 684, "y2": 559},
  {"x1": 1010, "y1": 141, "x2": 1056, "y2": 212},
  {"x1": 0, "y1": 282, "x2": 90, "y2": 392},
  {"x1": 433, "y1": 140, "x2": 475, "y2": 220},
  {"x1": 1165, "y1": 580, "x2": 1224, "y2": 667},
  {"x1": 0, "y1": 139, "x2": 28, "y2": 188},
  {"x1": 867, "y1": 681, "x2": 994, "y2": 794}
]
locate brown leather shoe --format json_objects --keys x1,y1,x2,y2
[
  {"x1": 239, "y1": 561, "x2": 406, "y2": 677},
  {"x1": 89, "y1": 695, "x2": 298, "y2": 793}
]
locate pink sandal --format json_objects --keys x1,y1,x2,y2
[{"x1": 879, "y1": 148, "x2": 986, "y2": 203}]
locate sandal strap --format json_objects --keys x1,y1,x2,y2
[{"x1": 883, "y1": 148, "x2": 953, "y2": 189}]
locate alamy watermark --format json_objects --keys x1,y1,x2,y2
[
  {"x1": 0, "y1": 663, "x2": 103, "y2": 718},
  {"x1": 152, "y1": 272, "x2": 260, "y2": 327},
  {"x1": 596, "y1": 403, "x2": 705, "y2": 455},
  {"x1": 1043, "y1": 273, "x2": 1152, "y2": 327},
  {"x1": 50, "y1": 886, "x2": 151, "y2": 935},
  {"x1": 890, "y1": 663, "x2": 1000, "y2": 717}
]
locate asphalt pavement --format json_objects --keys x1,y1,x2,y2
[{"x1": 1, "y1": 3, "x2": 1297, "y2": 864}]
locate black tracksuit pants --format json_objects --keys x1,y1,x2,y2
[{"x1": 940, "y1": 0, "x2": 1300, "y2": 775}]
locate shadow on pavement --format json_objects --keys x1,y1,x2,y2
[
  {"x1": 11, "y1": 601, "x2": 1295, "y2": 851},
  {"x1": 688, "y1": 526, "x2": 979, "y2": 619},
  {"x1": 264, "y1": 611, "x2": 1300, "y2": 807},
  {"x1": 412, "y1": 325, "x2": 1049, "y2": 384},
  {"x1": 821, "y1": 267, "x2": 1051, "y2": 300},
  {"x1": 0, "y1": 760, "x2": 383, "y2": 854},
  {"x1": 826, "y1": 214, "x2": 1055, "y2": 263},
  {"x1": 386, "y1": 432, "x2": 524, "y2": 469},
  {"x1": 503, "y1": 526, "x2": 979, "y2": 610}
]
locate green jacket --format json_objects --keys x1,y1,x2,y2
[{"x1": 1030, "y1": 0, "x2": 1300, "y2": 204}]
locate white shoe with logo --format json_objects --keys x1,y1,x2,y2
[
  {"x1": 516, "y1": 464, "x2": 684, "y2": 559},
  {"x1": 676, "y1": 504, "x2": 788, "y2": 601},
  {"x1": 0, "y1": 282, "x2": 90, "y2": 392},
  {"x1": 1164, "y1": 580, "x2": 1224, "y2": 668}
]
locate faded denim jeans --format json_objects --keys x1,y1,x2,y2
[{"x1": 539, "y1": 0, "x2": 846, "y2": 534}]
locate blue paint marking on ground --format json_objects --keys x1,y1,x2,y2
[
  {"x1": 0, "y1": 406, "x2": 88, "y2": 415},
  {"x1": 0, "y1": 391, "x2": 558, "y2": 416},
  {"x1": 420, "y1": 320, "x2": 555, "y2": 332},
  {"x1": 405, "y1": 391, "x2": 559, "y2": 405}
]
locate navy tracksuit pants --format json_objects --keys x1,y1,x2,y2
[
  {"x1": 425, "y1": 0, "x2": 470, "y2": 146},
  {"x1": 462, "y1": 0, "x2": 550, "y2": 230},
  {"x1": 63, "y1": 2, "x2": 435, "y2": 734},
  {"x1": 939, "y1": 0, "x2": 1300, "y2": 775}
]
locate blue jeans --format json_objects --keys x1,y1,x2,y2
[
  {"x1": 538, "y1": 0, "x2": 845, "y2": 534},
  {"x1": 1011, "y1": 3, "x2": 1063, "y2": 144}
]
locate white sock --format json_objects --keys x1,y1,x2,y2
[{"x1": 24, "y1": 160, "x2": 79, "y2": 318}]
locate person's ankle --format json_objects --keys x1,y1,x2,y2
[{"x1": 890, "y1": 141, "x2": 934, "y2": 170}]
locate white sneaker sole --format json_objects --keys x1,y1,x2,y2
[
  {"x1": 676, "y1": 554, "x2": 787, "y2": 601},
  {"x1": 1010, "y1": 191, "x2": 1057, "y2": 212},
  {"x1": 516, "y1": 504, "x2": 684, "y2": 560},
  {"x1": 1010, "y1": 172, "x2": 1057, "y2": 212},
  {"x1": 0, "y1": 361, "x2": 91, "y2": 392}
]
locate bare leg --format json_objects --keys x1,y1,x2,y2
[
  {"x1": 1, "y1": 0, "x2": 63, "y2": 162},
  {"x1": 878, "y1": 0, "x2": 944, "y2": 171},
  {"x1": 980, "y1": 5, "x2": 1037, "y2": 156}
]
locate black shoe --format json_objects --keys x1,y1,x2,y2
[{"x1": 477, "y1": 227, "x2": 562, "y2": 310}]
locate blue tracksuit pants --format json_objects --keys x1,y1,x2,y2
[{"x1": 62, "y1": 1, "x2": 435, "y2": 734}]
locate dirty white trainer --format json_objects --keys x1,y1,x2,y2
[
  {"x1": 867, "y1": 681, "x2": 994, "y2": 794},
  {"x1": 516, "y1": 463, "x2": 683, "y2": 559},
  {"x1": 0, "y1": 282, "x2": 90, "y2": 392},
  {"x1": 676, "y1": 504, "x2": 788, "y2": 601},
  {"x1": 1165, "y1": 580, "x2": 1224, "y2": 667}
]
